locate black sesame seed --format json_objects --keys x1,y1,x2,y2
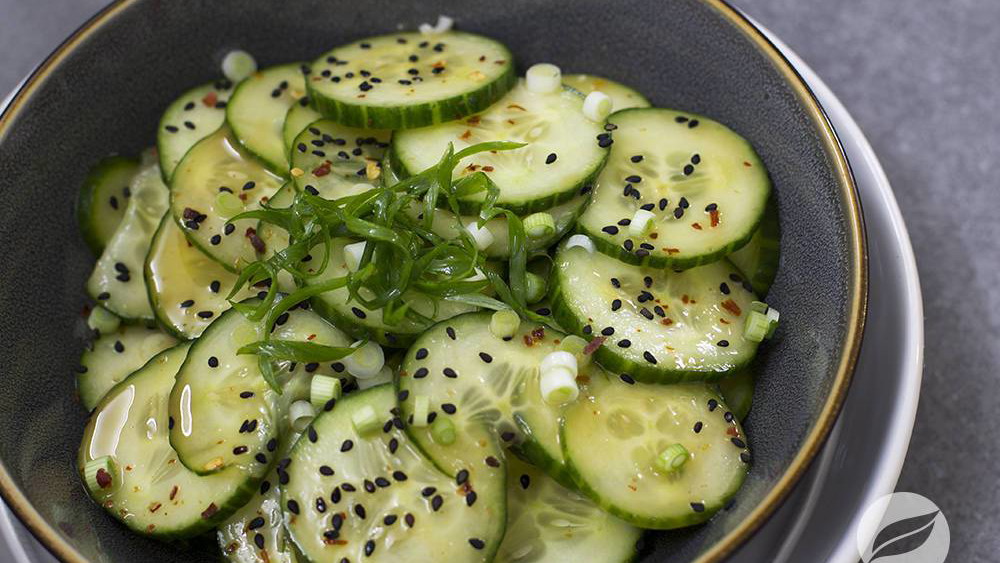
[
  {"x1": 375, "y1": 477, "x2": 390, "y2": 488},
  {"x1": 640, "y1": 308, "x2": 654, "y2": 320},
  {"x1": 691, "y1": 502, "x2": 705, "y2": 512},
  {"x1": 640, "y1": 203, "x2": 655, "y2": 211},
  {"x1": 478, "y1": 352, "x2": 493, "y2": 363},
  {"x1": 287, "y1": 499, "x2": 300, "y2": 514},
  {"x1": 741, "y1": 452, "x2": 752, "y2": 463},
  {"x1": 415, "y1": 348, "x2": 428, "y2": 360},
  {"x1": 421, "y1": 486, "x2": 437, "y2": 497},
  {"x1": 308, "y1": 427, "x2": 318, "y2": 443},
  {"x1": 706, "y1": 203, "x2": 718, "y2": 212},
  {"x1": 210, "y1": 234, "x2": 221, "y2": 246},
  {"x1": 466, "y1": 491, "x2": 478, "y2": 506},
  {"x1": 601, "y1": 326, "x2": 615, "y2": 336},
  {"x1": 691, "y1": 154, "x2": 701, "y2": 164},
  {"x1": 625, "y1": 175, "x2": 642, "y2": 183},
  {"x1": 456, "y1": 469, "x2": 469, "y2": 485},
  {"x1": 708, "y1": 399, "x2": 719, "y2": 411},
  {"x1": 631, "y1": 155, "x2": 643, "y2": 162},
  {"x1": 683, "y1": 164, "x2": 695, "y2": 176},
  {"x1": 413, "y1": 367, "x2": 429, "y2": 379},
  {"x1": 355, "y1": 504, "x2": 367, "y2": 519},
  {"x1": 260, "y1": 480, "x2": 271, "y2": 495},
  {"x1": 365, "y1": 540, "x2": 375, "y2": 556},
  {"x1": 602, "y1": 225, "x2": 619, "y2": 235},
  {"x1": 583, "y1": 324, "x2": 593, "y2": 335},
  {"x1": 659, "y1": 198, "x2": 669, "y2": 210},
  {"x1": 405, "y1": 513, "x2": 415, "y2": 527},
  {"x1": 442, "y1": 403, "x2": 457, "y2": 415},
  {"x1": 720, "y1": 283, "x2": 731, "y2": 294},
  {"x1": 724, "y1": 411, "x2": 735, "y2": 423},
  {"x1": 443, "y1": 367, "x2": 458, "y2": 378},
  {"x1": 341, "y1": 440, "x2": 354, "y2": 452},
  {"x1": 242, "y1": 181, "x2": 256, "y2": 191},
  {"x1": 519, "y1": 474, "x2": 530, "y2": 490},
  {"x1": 320, "y1": 465, "x2": 334, "y2": 476},
  {"x1": 718, "y1": 340, "x2": 730, "y2": 347},
  {"x1": 688, "y1": 119, "x2": 700, "y2": 128},
  {"x1": 620, "y1": 373, "x2": 636, "y2": 385},
  {"x1": 316, "y1": 497, "x2": 327, "y2": 513},
  {"x1": 384, "y1": 514, "x2": 398, "y2": 525},
  {"x1": 432, "y1": 495, "x2": 443, "y2": 511},
  {"x1": 501, "y1": 431, "x2": 516, "y2": 442},
  {"x1": 224, "y1": 223, "x2": 236, "y2": 235},
  {"x1": 694, "y1": 421, "x2": 703, "y2": 433},
  {"x1": 676, "y1": 116, "x2": 689, "y2": 123},
  {"x1": 254, "y1": 533, "x2": 265, "y2": 549},
  {"x1": 679, "y1": 197, "x2": 689, "y2": 209},
  {"x1": 113, "y1": 340, "x2": 125, "y2": 353},
  {"x1": 207, "y1": 356, "x2": 219, "y2": 368},
  {"x1": 364, "y1": 479, "x2": 376, "y2": 493},
  {"x1": 469, "y1": 538, "x2": 486, "y2": 550},
  {"x1": 446, "y1": 326, "x2": 456, "y2": 340},
  {"x1": 392, "y1": 470, "x2": 408, "y2": 481},
  {"x1": 352, "y1": 307, "x2": 367, "y2": 319},
  {"x1": 731, "y1": 437, "x2": 747, "y2": 448},
  {"x1": 331, "y1": 488, "x2": 342, "y2": 503},
  {"x1": 611, "y1": 299, "x2": 622, "y2": 311},
  {"x1": 197, "y1": 311, "x2": 214, "y2": 319},
  {"x1": 545, "y1": 153, "x2": 557, "y2": 164},
  {"x1": 623, "y1": 239, "x2": 634, "y2": 251},
  {"x1": 97, "y1": 292, "x2": 110, "y2": 300},
  {"x1": 240, "y1": 391, "x2": 254, "y2": 399},
  {"x1": 617, "y1": 339, "x2": 632, "y2": 348},
  {"x1": 643, "y1": 351, "x2": 657, "y2": 364},
  {"x1": 249, "y1": 516, "x2": 265, "y2": 530},
  {"x1": 485, "y1": 456, "x2": 500, "y2": 467},
  {"x1": 673, "y1": 207, "x2": 685, "y2": 219}
]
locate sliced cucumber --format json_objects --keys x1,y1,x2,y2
[
  {"x1": 308, "y1": 31, "x2": 515, "y2": 129},
  {"x1": 218, "y1": 475, "x2": 298, "y2": 563},
  {"x1": 576, "y1": 108, "x2": 771, "y2": 268},
  {"x1": 562, "y1": 372, "x2": 749, "y2": 529},
  {"x1": 145, "y1": 215, "x2": 257, "y2": 339},
  {"x1": 563, "y1": 74, "x2": 651, "y2": 112},
  {"x1": 717, "y1": 368, "x2": 754, "y2": 422},
  {"x1": 158, "y1": 80, "x2": 234, "y2": 182},
  {"x1": 392, "y1": 80, "x2": 609, "y2": 214},
  {"x1": 728, "y1": 195, "x2": 780, "y2": 296},
  {"x1": 87, "y1": 160, "x2": 169, "y2": 321},
  {"x1": 306, "y1": 238, "x2": 475, "y2": 347},
  {"x1": 77, "y1": 323, "x2": 177, "y2": 411},
  {"x1": 169, "y1": 127, "x2": 285, "y2": 271},
  {"x1": 282, "y1": 385, "x2": 505, "y2": 562},
  {"x1": 550, "y1": 241, "x2": 761, "y2": 382},
  {"x1": 77, "y1": 156, "x2": 140, "y2": 254},
  {"x1": 227, "y1": 63, "x2": 308, "y2": 174},
  {"x1": 78, "y1": 343, "x2": 261, "y2": 538},
  {"x1": 497, "y1": 455, "x2": 640, "y2": 563},
  {"x1": 398, "y1": 312, "x2": 578, "y2": 486},
  {"x1": 405, "y1": 194, "x2": 590, "y2": 259},
  {"x1": 290, "y1": 118, "x2": 391, "y2": 199},
  {"x1": 281, "y1": 97, "x2": 321, "y2": 158},
  {"x1": 169, "y1": 301, "x2": 351, "y2": 476}
]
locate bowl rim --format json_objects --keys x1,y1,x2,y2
[{"x1": 0, "y1": 1, "x2": 867, "y2": 561}]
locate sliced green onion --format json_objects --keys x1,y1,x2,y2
[
  {"x1": 558, "y1": 334, "x2": 591, "y2": 367},
  {"x1": 466, "y1": 268, "x2": 487, "y2": 283},
  {"x1": 221, "y1": 49, "x2": 257, "y2": 83},
  {"x1": 539, "y1": 367, "x2": 579, "y2": 405},
  {"x1": 357, "y1": 365, "x2": 394, "y2": 390},
  {"x1": 465, "y1": 222, "x2": 495, "y2": 251},
  {"x1": 564, "y1": 234, "x2": 595, "y2": 254},
  {"x1": 765, "y1": 307, "x2": 780, "y2": 338},
  {"x1": 582, "y1": 91, "x2": 613, "y2": 122},
  {"x1": 411, "y1": 395, "x2": 431, "y2": 427},
  {"x1": 526, "y1": 63, "x2": 562, "y2": 94},
  {"x1": 743, "y1": 310, "x2": 770, "y2": 343},
  {"x1": 525, "y1": 272, "x2": 546, "y2": 304},
  {"x1": 84, "y1": 456, "x2": 118, "y2": 495},
  {"x1": 656, "y1": 443, "x2": 690, "y2": 473},
  {"x1": 523, "y1": 212, "x2": 555, "y2": 239},
  {"x1": 289, "y1": 400, "x2": 315, "y2": 433},
  {"x1": 342, "y1": 341, "x2": 384, "y2": 379},
  {"x1": 628, "y1": 209, "x2": 656, "y2": 236},
  {"x1": 351, "y1": 404, "x2": 380, "y2": 436},
  {"x1": 343, "y1": 241, "x2": 367, "y2": 272},
  {"x1": 541, "y1": 350, "x2": 578, "y2": 377},
  {"x1": 430, "y1": 416, "x2": 457, "y2": 446},
  {"x1": 215, "y1": 191, "x2": 245, "y2": 219},
  {"x1": 87, "y1": 306, "x2": 120, "y2": 335},
  {"x1": 490, "y1": 309, "x2": 521, "y2": 339},
  {"x1": 309, "y1": 375, "x2": 342, "y2": 409},
  {"x1": 750, "y1": 301, "x2": 768, "y2": 314}
]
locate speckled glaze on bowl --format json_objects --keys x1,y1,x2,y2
[{"x1": 0, "y1": 1, "x2": 865, "y2": 561}]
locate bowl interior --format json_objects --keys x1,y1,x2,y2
[{"x1": 0, "y1": 0, "x2": 862, "y2": 561}]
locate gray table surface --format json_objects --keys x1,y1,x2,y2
[{"x1": 1, "y1": 0, "x2": 996, "y2": 560}]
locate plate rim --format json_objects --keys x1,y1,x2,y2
[{"x1": 0, "y1": 1, "x2": 868, "y2": 561}]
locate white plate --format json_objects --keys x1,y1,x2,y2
[{"x1": 0, "y1": 20, "x2": 923, "y2": 563}]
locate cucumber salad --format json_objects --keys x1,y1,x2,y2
[{"x1": 74, "y1": 19, "x2": 781, "y2": 563}]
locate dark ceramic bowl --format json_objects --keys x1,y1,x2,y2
[{"x1": 0, "y1": 1, "x2": 866, "y2": 561}]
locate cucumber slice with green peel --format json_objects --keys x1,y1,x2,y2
[
  {"x1": 145, "y1": 215, "x2": 257, "y2": 339},
  {"x1": 497, "y1": 455, "x2": 641, "y2": 563},
  {"x1": 307, "y1": 31, "x2": 516, "y2": 129},
  {"x1": 729, "y1": 195, "x2": 780, "y2": 297},
  {"x1": 78, "y1": 343, "x2": 262, "y2": 539},
  {"x1": 392, "y1": 80, "x2": 609, "y2": 214},
  {"x1": 227, "y1": 63, "x2": 309, "y2": 174},
  {"x1": 158, "y1": 80, "x2": 234, "y2": 182},
  {"x1": 290, "y1": 118, "x2": 391, "y2": 199},
  {"x1": 398, "y1": 312, "x2": 582, "y2": 487},
  {"x1": 168, "y1": 301, "x2": 352, "y2": 476},
  {"x1": 561, "y1": 372, "x2": 750, "y2": 529},
  {"x1": 563, "y1": 74, "x2": 651, "y2": 112},
  {"x1": 576, "y1": 108, "x2": 771, "y2": 268},
  {"x1": 218, "y1": 473, "x2": 299, "y2": 562},
  {"x1": 404, "y1": 194, "x2": 590, "y2": 259},
  {"x1": 550, "y1": 241, "x2": 761, "y2": 382},
  {"x1": 281, "y1": 97, "x2": 322, "y2": 158},
  {"x1": 305, "y1": 238, "x2": 476, "y2": 348},
  {"x1": 77, "y1": 155, "x2": 140, "y2": 254},
  {"x1": 717, "y1": 368, "x2": 754, "y2": 422},
  {"x1": 87, "y1": 160, "x2": 169, "y2": 321},
  {"x1": 77, "y1": 323, "x2": 177, "y2": 411},
  {"x1": 170, "y1": 127, "x2": 285, "y2": 272},
  {"x1": 282, "y1": 385, "x2": 506, "y2": 562}
]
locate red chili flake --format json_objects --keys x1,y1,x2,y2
[
  {"x1": 479, "y1": 55, "x2": 486, "y2": 62},
  {"x1": 531, "y1": 327, "x2": 545, "y2": 340},
  {"x1": 743, "y1": 161, "x2": 752, "y2": 167},
  {"x1": 661, "y1": 318, "x2": 674, "y2": 326},
  {"x1": 681, "y1": 294, "x2": 690, "y2": 304},
  {"x1": 307, "y1": 334, "x2": 317, "y2": 341},
  {"x1": 727, "y1": 426, "x2": 739, "y2": 436},
  {"x1": 710, "y1": 210, "x2": 720, "y2": 227},
  {"x1": 719, "y1": 318, "x2": 731, "y2": 325},
  {"x1": 202, "y1": 91, "x2": 218, "y2": 107},
  {"x1": 649, "y1": 232, "x2": 658, "y2": 239},
  {"x1": 692, "y1": 223, "x2": 703, "y2": 230},
  {"x1": 663, "y1": 247, "x2": 680, "y2": 255},
  {"x1": 312, "y1": 160, "x2": 332, "y2": 177},
  {"x1": 506, "y1": 104, "x2": 527, "y2": 111},
  {"x1": 466, "y1": 116, "x2": 481, "y2": 125},
  {"x1": 201, "y1": 503, "x2": 219, "y2": 519},
  {"x1": 148, "y1": 502, "x2": 162, "y2": 513},
  {"x1": 96, "y1": 468, "x2": 113, "y2": 489},
  {"x1": 465, "y1": 163, "x2": 480, "y2": 172},
  {"x1": 583, "y1": 336, "x2": 606, "y2": 355},
  {"x1": 169, "y1": 485, "x2": 178, "y2": 500},
  {"x1": 494, "y1": 60, "x2": 506, "y2": 65},
  {"x1": 245, "y1": 227, "x2": 266, "y2": 254},
  {"x1": 482, "y1": 166, "x2": 494, "y2": 172},
  {"x1": 146, "y1": 524, "x2": 156, "y2": 533},
  {"x1": 721, "y1": 299, "x2": 742, "y2": 316},
  {"x1": 460, "y1": 129, "x2": 472, "y2": 140}
]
